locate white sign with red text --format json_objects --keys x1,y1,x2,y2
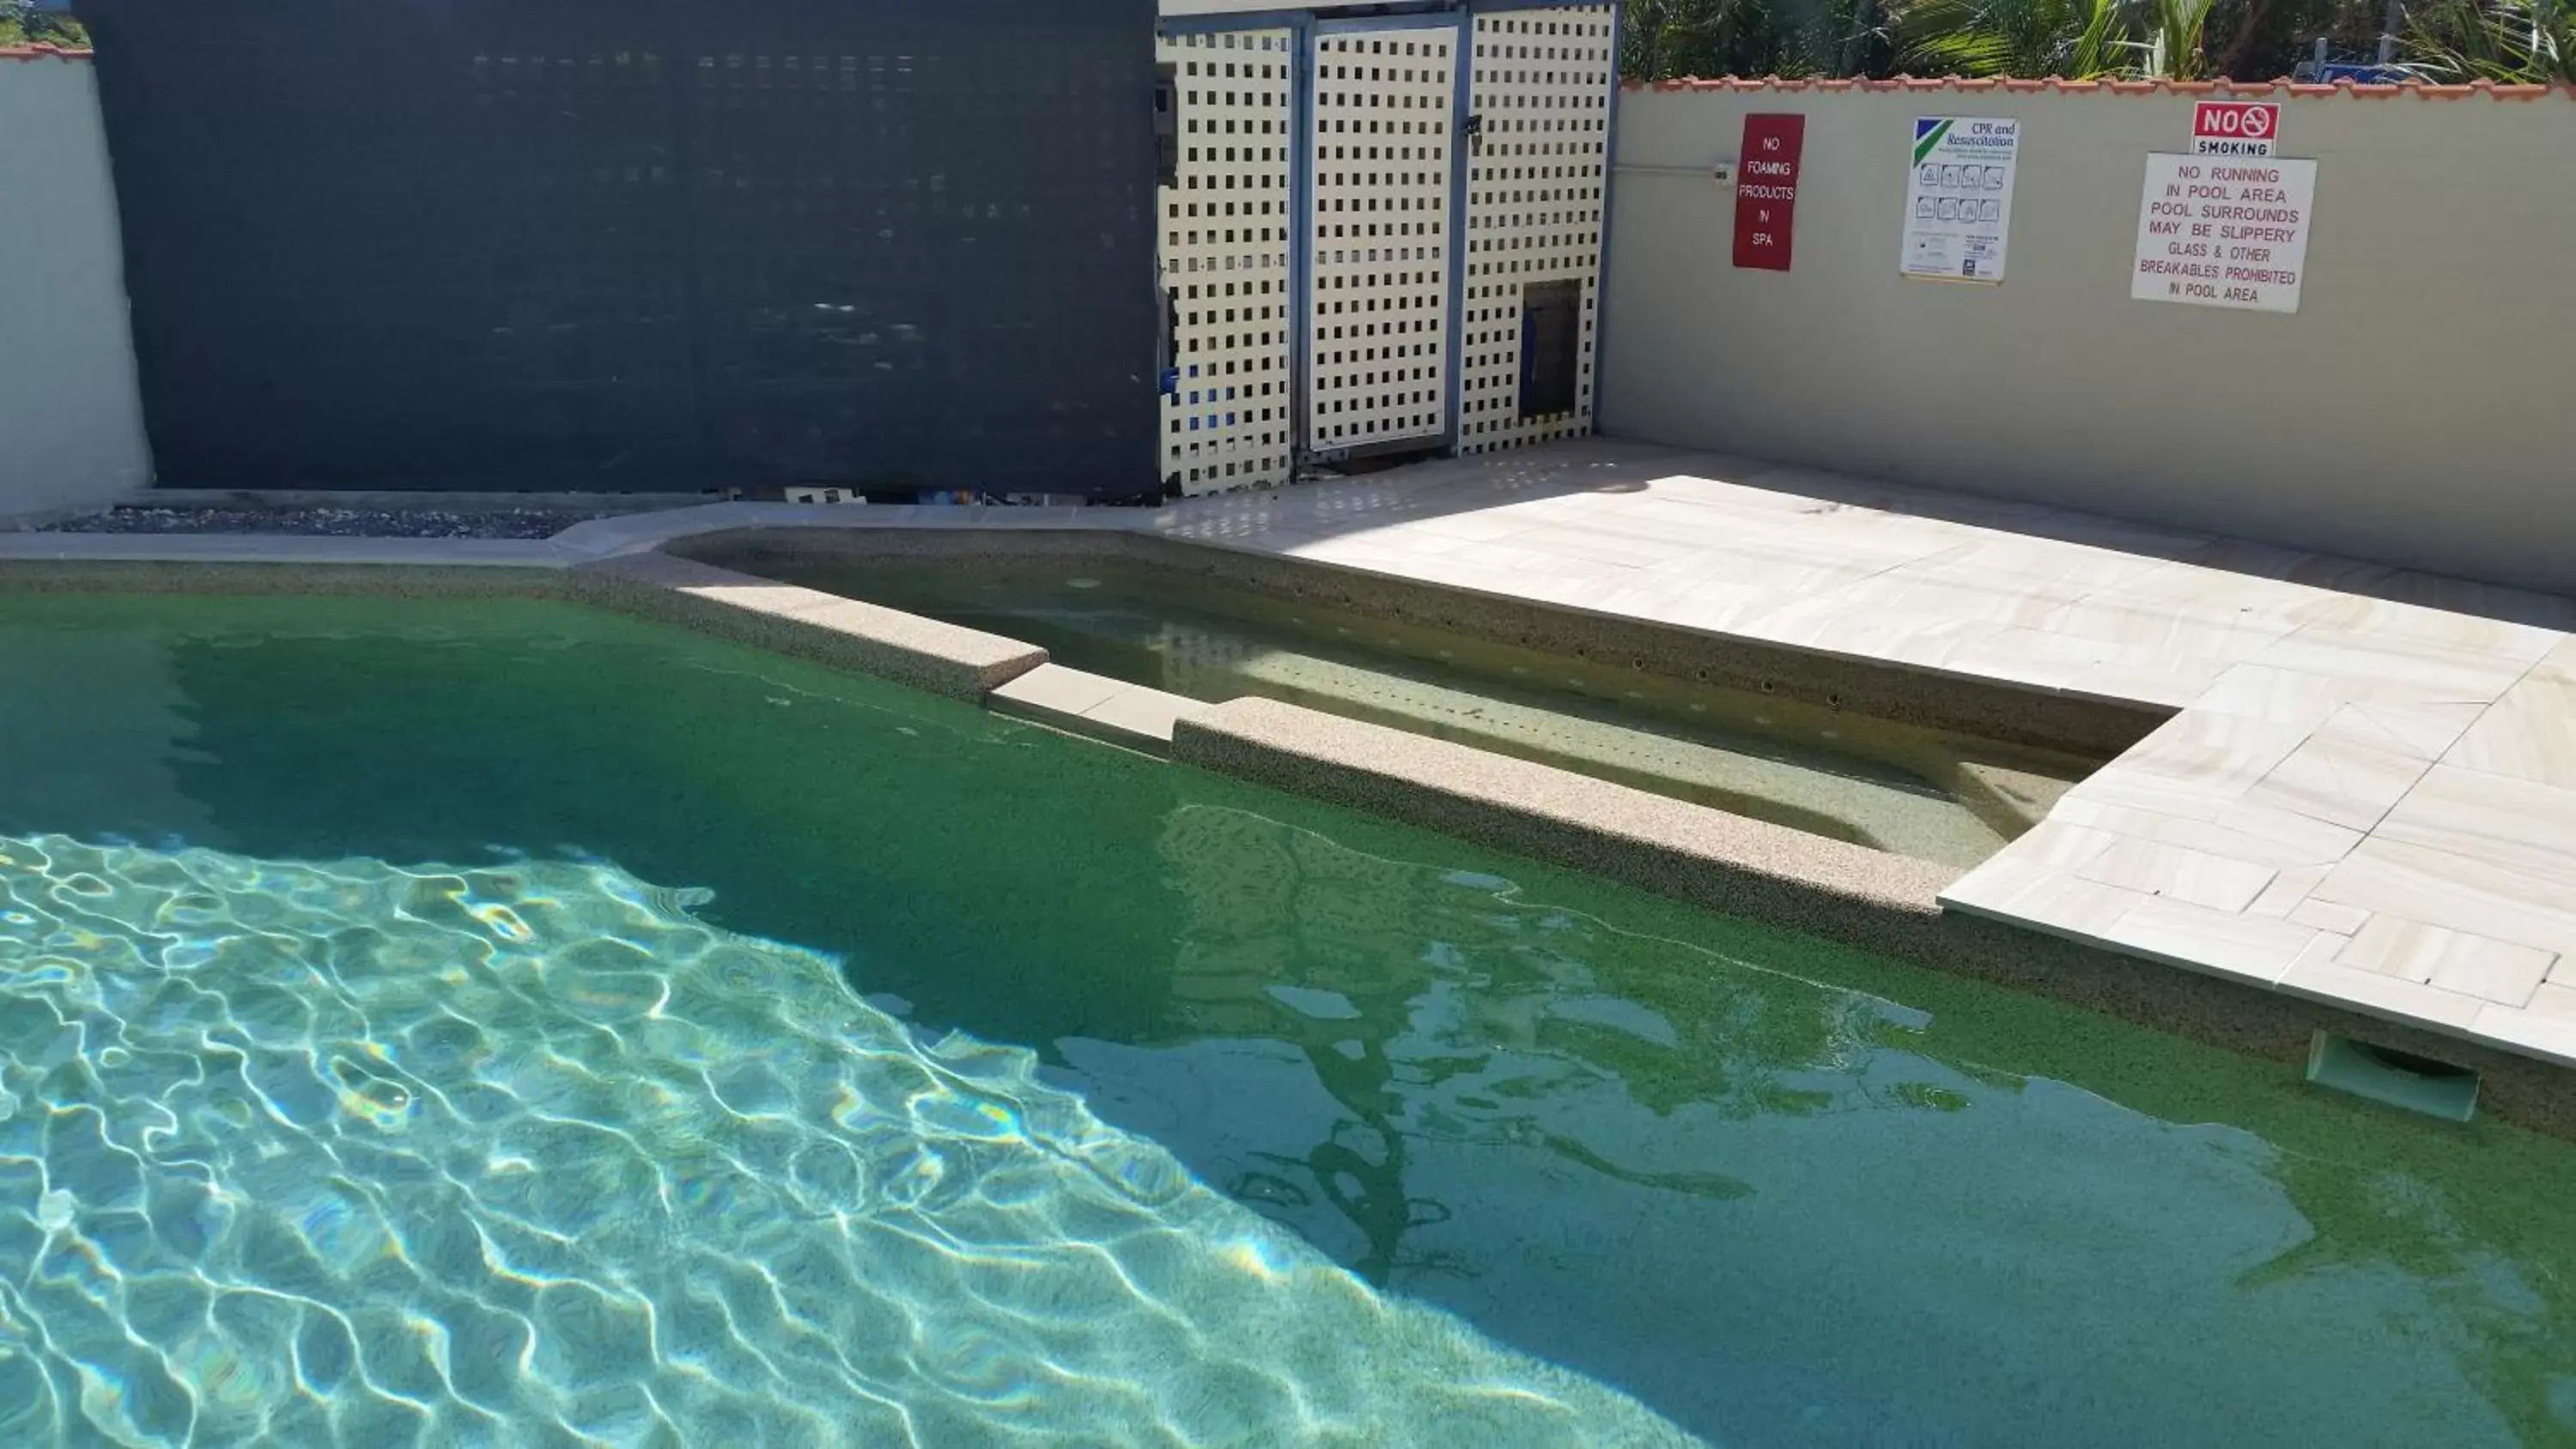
[
  {"x1": 2131, "y1": 154, "x2": 2318, "y2": 313},
  {"x1": 2192, "y1": 101, "x2": 2279, "y2": 157}
]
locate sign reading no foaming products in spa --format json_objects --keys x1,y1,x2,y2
[{"x1": 1732, "y1": 113, "x2": 1805, "y2": 271}]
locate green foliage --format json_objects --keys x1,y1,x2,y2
[
  {"x1": 1895, "y1": 0, "x2": 2130, "y2": 74},
  {"x1": 1893, "y1": 0, "x2": 2223, "y2": 76},
  {"x1": 0, "y1": 1, "x2": 90, "y2": 48},
  {"x1": 1623, "y1": 0, "x2": 2393, "y2": 77},
  {"x1": 2403, "y1": 0, "x2": 2573, "y2": 81},
  {"x1": 1622, "y1": 0, "x2": 1893, "y2": 79},
  {"x1": 2149, "y1": 0, "x2": 2221, "y2": 73}
]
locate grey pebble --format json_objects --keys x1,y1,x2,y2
[{"x1": 43, "y1": 506, "x2": 611, "y2": 540}]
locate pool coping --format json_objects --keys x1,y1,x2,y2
[{"x1": 7, "y1": 508, "x2": 2575, "y2": 1134}]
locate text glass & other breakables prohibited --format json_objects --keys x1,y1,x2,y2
[
  {"x1": 1901, "y1": 117, "x2": 2019, "y2": 283},
  {"x1": 2131, "y1": 154, "x2": 2317, "y2": 312},
  {"x1": 2192, "y1": 101, "x2": 2279, "y2": 157},
  {"x1": 1732, "y1": 113, "x2": 1805, "y2": 271}
]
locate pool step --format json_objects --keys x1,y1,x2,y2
[
  {"x1": 1945, "y1": 759, "x2": 2076, "y2": 840},
  {"x1": 1221, "y1": 650, "x2": 2005, "y2": 867},
  {"x1": 989, "y1": 664, "x2": 1212, "y2": 756}
]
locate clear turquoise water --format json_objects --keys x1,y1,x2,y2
[{"x1": 1, "y1": 593, "x2": 2572, "y2": 1447}]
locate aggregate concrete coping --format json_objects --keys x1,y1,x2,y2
[
  {"x1": 565, "y1": 551, "x2": 1046, "y2": 702},
  {"x1": 1175, "y1": 695, "x2": 1962, "y2": 936}
]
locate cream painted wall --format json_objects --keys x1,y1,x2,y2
[
  {"x1": 0, "y1": 53, "x2": 149, "y2": 517},
  {"x1": 1601, "y1": 84, "x2": 2576, "y2": 591}
]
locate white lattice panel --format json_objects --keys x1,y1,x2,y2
[
  {"x1": 1306, "y1": 28, "x2": 1455, "y2": 454},
  {"x1": 1158, "y1": 27, "x2": 1293, "y2": 497},
  {"x1": 1460, "y1": 8, "x2": 1612, "y2": 454}
]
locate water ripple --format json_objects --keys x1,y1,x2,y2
[{"x1": 0, "y1": 834, "x2": 1695, "y2": 1446}]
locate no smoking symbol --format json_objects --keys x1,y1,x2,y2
[{"x1": 2241, "y1": 107, "x2": 2273, "y2": 138}]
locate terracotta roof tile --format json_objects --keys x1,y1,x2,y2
[{"x1": 1, "y1": 43, "x2": 93, "y2": 63}]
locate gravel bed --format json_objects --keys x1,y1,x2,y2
[{"x1": 40, "y1": 506, "x2": 622, "y2": 540}]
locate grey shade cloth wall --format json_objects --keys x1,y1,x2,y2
[{"x1": 77, "y1": 0, "x2": 1159, "y2": 498}]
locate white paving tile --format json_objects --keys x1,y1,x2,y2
[
  {"x1": 2009, "y1": 821, "x2": 2124, "y2": 871},
  {"x1": 2240, "y1": 733, "x2": 2433, "y2": 834},
  {"x1": 2116, "y1": 711, "x2": 2317, "y2": 797},
  {"x1": 1081, "y1": 684, "x2": 1215, "y2": 746},
  {"x1": 2078, "y1": 839, "x2": 2276, "y2": 913},
  {"x1": 2245, "y1": 863, "x2": 2331, "y2": 919},
  {"x1": 2469, "y1": 1003, "x2": 2576, "y2": 1069},
  {"x1": 2052, "y1": 792, "x2": 2363, "y2": 870},
  {"x1": 2289, "y1": 897, "x2": 2372, "y2": 935},
  {"x1": 2444, "y1": 675, "x2": 2576, "y2": 789},
  {"x1": 2534, "y1": 637, "x2": 2576, "y2": 686},
  {"x1": 990, "y1": 664, "x2": 1126, "y2": 719},
  {"x1": 2279, "y1": 958, "x2": 2488, "y2": 1032},
  {"x1": 2312, "y1": 700, "x2": 2487, "y2": 762},
  {"x1": 2373, "y1": 765, "x2": 2576, "y2": 882},
  {"x1": 2336, "y1": 915, "x2": 2556, "y2": 1005},
  {"x1": 2528, "y1": 982, "x2": 2576, "y2": 1019},
  {"x1": 2101, "y1": 897, "x2": 2323, "y2": 986},
  {"x1": 1941, "y1": 863, "x2": 2151, "y2": 940},
  {"x1": 2309, "y1": 840, "x2": 2576, "y2": 961},
  {"x1": 2256, "y1": 627, "x2": 2540, "y2": 700}
]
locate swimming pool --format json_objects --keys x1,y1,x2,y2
[
  {"x1": 726, "y1": 556, "x2": 2109, "y2": 867},
  {"x1": 0, "y1": 591, "x2": 2570, "y2": 1446}
]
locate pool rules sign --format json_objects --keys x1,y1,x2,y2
[{"x1": 2131, "y1": 154, "x2": 2318, "y2": 313}]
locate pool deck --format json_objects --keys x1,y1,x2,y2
[
  {"x1": 10, "y1": 437, "x2": 2576, "y2": 1076},
  {"x1": 1139, "y1": 442, "x2": 2576, "y2": 1072}
]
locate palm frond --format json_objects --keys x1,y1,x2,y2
[
  {"x1": 2148, "y1": 0, "x2": 2218, "y2": 76},
  {"x1": 2071, "y1": 0, "x2": 2135, "y2": 77},
  {"x1": 1895, "y1": 0, "x2": 2143, "y2": 76},
  {"x1": 2403, "y1": 0, "x2": 2573, "y2": 83}
]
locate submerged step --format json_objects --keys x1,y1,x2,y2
[
  {"x1": 1223, "y1": 649, "x2": 2007, "y2": 865},
  {"x1": 704, "y1": 554, "x2": 2108, "y2": 870}
]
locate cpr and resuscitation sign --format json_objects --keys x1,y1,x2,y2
[
  {"x1": 2191, "y1": 101, "x2": 2279, "y2": 157},
  {"x1": 1901, "y1": 117, "x2": 2020, "y2": 283}
]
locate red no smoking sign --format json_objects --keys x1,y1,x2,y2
[{"x1": 2192, "y1": 101, "x2": 2279, "y2": 157}]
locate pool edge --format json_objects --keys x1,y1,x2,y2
[
  {"x1": 1170, "y1": 694, "x2": 2576, "y2": 1141},
  {"x1": 9, "y1": 541, "x2": 2576, "y2": 1138}
]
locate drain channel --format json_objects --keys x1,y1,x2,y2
[{"x1": 2306, "y1": 1032, "x2": 2481, "y2": 1123}]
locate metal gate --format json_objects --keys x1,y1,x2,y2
[
  {"x1": 1459, "y1": 5, "x2": 1613, "y2": 454},
  {"x1": 1157, "y1": 27, "x2": 1295, "y2": 496},
  {"x1": 1303, "y1": 24, "x2": 1455, "y2": 459},
  {"x1": 1156, "y1": 2, "x2": 1614, "y2": 495}
]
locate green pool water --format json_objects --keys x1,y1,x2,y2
[{"x1": 0, "y1": 591, "x2": 2571, "y2": 1447}]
